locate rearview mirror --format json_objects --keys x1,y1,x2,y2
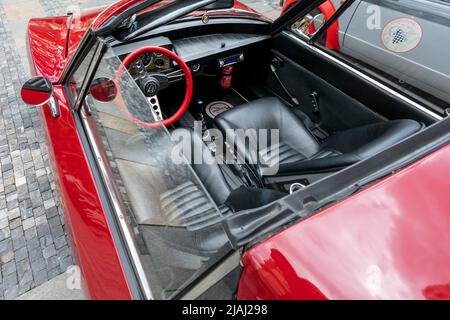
[
  {"x1": 89, "y1": 77, "x2": 117, "y2": 103},
  {"x1": 21, "y1": 76, "x2": 54, "y2": 106}
]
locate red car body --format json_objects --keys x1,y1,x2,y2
[
  {"x1": 238, "y1": 144, "x2": 450, "y2": 300},
  {"x1": 24, "y1": 0, "x2": 450, "y2": 299}
]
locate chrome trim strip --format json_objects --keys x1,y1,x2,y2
[
  {"x1": 283, "y1": 31, "x2": 443, "y2": 121},
  {"x1": 80, "y1": 110, "x2": 153, "y2": 300}
]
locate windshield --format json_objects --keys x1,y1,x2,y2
[
  {"x1": 80, "y1": 46, "x2": 233, "y2": 299},
  {"x1": 240, "y1": 0, "x2": 283, "y2": 19}
]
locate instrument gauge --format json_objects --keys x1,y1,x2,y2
[
  {"x1": 140, "y1": 53, "x2": 154, "y2": 68},
  {"x1": 155, "y1": 58, "x2": 165, "y2": 68}
]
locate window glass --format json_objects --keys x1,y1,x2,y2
[
  {"x1": 81, "y1": 46, "x2": 232, "y2": 299},
  {"x1": 312, "y1": 0, "x2": 450, "y2": 107},
  {"x1": 67, "y1": 44, "x2": 97, "y2": 104}
]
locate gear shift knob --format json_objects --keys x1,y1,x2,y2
[{"x1": 196, "y1": 99, "x2": 204, "y2": 112}]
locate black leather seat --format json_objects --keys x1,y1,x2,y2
[
  {"x1": 215, "y1": 97, "x2": 422, "y2": 176},
  {"x1": 161, "y1": 130, "x2": 285, "y2": 230},
  {"x1": 187, "y1": 130, "x2": 285, "y2": 211},
  {"x1": 159, "y1": 130, "x2": 285, "y2": 251}
]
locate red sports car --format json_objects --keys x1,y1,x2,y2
[{"x1": 20, "y1": 0, "x2": 450, "y2": 300}]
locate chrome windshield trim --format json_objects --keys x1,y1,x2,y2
[
  {"x1": 283, "y1": 31, "x2": 444, "y2": 121},
  {"x1": 80, "y1": 110, "x2": 153, "y2": 300}
]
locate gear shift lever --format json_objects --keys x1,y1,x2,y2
[
  {"x1": 196, "y1": 99, "x2": 204, "y2": 113},
  {"x1": 195, "y1": 100, "x2": 209, "y2": 139}
]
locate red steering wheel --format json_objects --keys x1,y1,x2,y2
[{"x1": 121, "y1": 46, "x2": 193, "y2": 128}]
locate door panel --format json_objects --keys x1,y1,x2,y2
[
  {"x1": 269, "y1": 32, "x2": 439, "y2": 126},
  {"x1": 266, "y1": 49, "x2": 385, "y2": 133}
]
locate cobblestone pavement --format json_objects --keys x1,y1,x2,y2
[
  {"x1": 0, "y1": 0, "x2": 280, "y2": 300},
  {"x1": 0, "y1": 0, "x2": 78, "y2": 300}
]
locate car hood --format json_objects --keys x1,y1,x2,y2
[
  {"x1": 27, "y1": 0, "x2": 261, "y2": 82},
  {"x1": 27, "y1": 16, "x2": 72, "y2": 81},
  {"x1": 26, "y1": 6, "x2": 107, "y2": 81}
]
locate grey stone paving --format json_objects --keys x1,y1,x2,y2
[
  {"x1": 17, "y1": 270, "x2": 84, "y2": 300},
  {"x1": 39, "y1": 0, "x2": 74, "y2": 16},
  {"x1": 0, "y1": 0, "x2": 74, "y2": 299}
]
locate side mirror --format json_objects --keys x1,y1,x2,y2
[
  {"x1": 311, "y1": 13, "x2": 326, "y2": 32},
  {"x1": 89, "y1": 77, "x2": 117, "y2": 103},
  {"x1": 21, "y1": 76, "x2": 54, "y2": 106},
  {"x1": 292, "y1": 13, "x2": 326, "y2": 38}
]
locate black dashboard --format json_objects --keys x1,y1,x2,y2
[
  {"x1": 113, "y1": 33, "x2": 270, "y2": 74},
  {"x1": 171, "y1": 33, "x2": 270, "y2": 63}
]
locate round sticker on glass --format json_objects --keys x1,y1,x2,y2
[{"x1": 381, "y1": 18, "x2": 423, "y2": 53}]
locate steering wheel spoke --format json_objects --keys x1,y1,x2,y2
[
  {"x1": 134, "y1": 58, "x2": 150, "y2": 79},
  {"x1": 147, "y1": 95, "x2": 163, "y2": 122},
  {"x1": 167, "y1": 69, "x2": 185, "y2": 83}
]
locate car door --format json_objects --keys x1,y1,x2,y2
[{"x1": 341, "y1": 0, "x2": 450, "y2": 105}]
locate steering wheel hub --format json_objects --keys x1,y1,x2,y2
[{"x1": 143, "y1": 77, "x2": 160, "y2": 96}]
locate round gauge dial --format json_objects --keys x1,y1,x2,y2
[
  {"x1": 154, "y1": 58, "x2": 166, "y2": 68},
  {"x1": 140, "y1": 53, "x2": 155, "y2": 67}
]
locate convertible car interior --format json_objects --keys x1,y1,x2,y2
[
  {"x1": 79, "y1": 3, "x2": 441, "y2": 299},
  {"x1": 106, "y1": 30, "x2": 425, "y2": 204}
]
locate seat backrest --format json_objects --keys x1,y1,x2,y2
[{"x1": 214, "y1": 97, "x2": 321, "y2": 175}]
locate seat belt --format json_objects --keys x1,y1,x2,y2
[
  {"x1": 224, "y1": 141, "x2": 263, "y2": 188},
  {"x1": 270, "y1": 59, "x2": 329, "y2": 142},
  {"x1": 270, "y1": 63, "x2": 300, "y2": 107}
]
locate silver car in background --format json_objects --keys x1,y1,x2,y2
[{"x1": 287, "y1": 0, "x2": 450, "y2": 107}]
